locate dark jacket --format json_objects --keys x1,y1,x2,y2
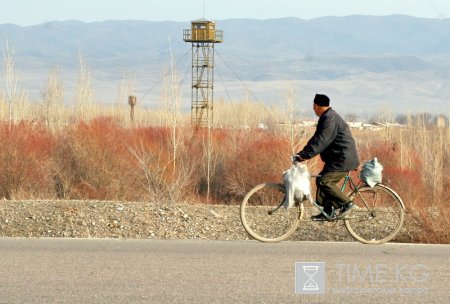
[{"x1": 298, "y1": 108, "x2": 359, "y2": 172}]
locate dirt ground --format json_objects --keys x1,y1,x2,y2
[{"x1": 0, "y1": 200, "x2": 425, "y2": 243}]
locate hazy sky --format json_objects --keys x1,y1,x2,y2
[{"x1": 1, "y1": 0, "x2": 450, "y2": 26}]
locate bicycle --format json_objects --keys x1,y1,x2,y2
[{"x1": 240, "y1": 166, "x2": 405, "y2": 244}]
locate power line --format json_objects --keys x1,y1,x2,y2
[
  {"x1": 179, "y1": 59, "x2": 192, "y2": 87},
  {"x1": 139, "y1": 48, "x2": 191, "y2": 102},
  {"x1": 215, "y1": 49, "x2": 262, "y2": 103},
  {"x1": 215, "y1": 65, "x2": 238, "y2": 114},
  {"x1": 215, "y1": 49, "x2": 276, "y2": 120}
]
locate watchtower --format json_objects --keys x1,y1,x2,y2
[{"x1": 183, "y1": 19, "x2": 223, "y2": 127}]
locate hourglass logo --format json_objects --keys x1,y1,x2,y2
[{"x1": 295, "y1": 262, "x2": 325, "y2": 294}]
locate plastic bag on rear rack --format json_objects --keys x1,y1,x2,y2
[{"x1": 359, "y1": 157, "x2": 383, "y2": 188}]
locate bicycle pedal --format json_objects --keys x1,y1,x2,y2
[
  {"x1": 310, "y1": 215, "x2": 335, "y2": 222},
  {"x1": 311, "y1": 218, "x2": 327, "y2": 222}
]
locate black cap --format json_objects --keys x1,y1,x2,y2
[{"x1": 314, "y1": 94, "x2": 330, "y2": 107}]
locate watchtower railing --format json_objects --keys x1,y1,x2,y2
[{"x1": 183, "y1": 29, "x2": 223, "y2": 43}]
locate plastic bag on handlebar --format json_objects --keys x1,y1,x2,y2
[
  {"x1": 282, "y1": 163, "x2": 312, "y2": 209},
  {"x1": 359, "y1": 157, "x2": 383, "y2": 188}
]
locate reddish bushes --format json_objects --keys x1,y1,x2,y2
[
  {"x1": 0, "y1": 121, "x2": 443, "y2": 207},
  {"x1": 223, "y1": 131, "x2": 287, "y2": 197},
  {"x1": 52, "y1": 117, "x2": 149, "y2": 200},
  {"x1": 174, "y1": 128, "x2": 290, "y2": 204},
  {"x1": 0, "y1": 119, "x2": 448, "y2": 243},
  {"x1": 0, "y1": 121, "x2": 295, "y2": 203},
  {"x1": 0, "y1": 122, "x2": 54, "y2": 199},
  {"x1": 208, "y1": 130, "x2": 289, "y2": 203}
]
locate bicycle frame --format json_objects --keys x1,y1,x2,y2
[{"x1": 296, "y1": 173, "x2": 364, "y2": 221}]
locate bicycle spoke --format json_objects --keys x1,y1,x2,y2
[
  {"x1": 344, "y1": 184, "x2": 404, "y2": 244},
  {"x1": 241, "y1": 183, "x2": 301, "y2": 242}
]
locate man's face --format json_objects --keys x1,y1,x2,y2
[{"x1": 313, "y1": 103, "x2": 320, "y2": 117}]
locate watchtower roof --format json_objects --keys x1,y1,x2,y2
[{"x1": 191, "y1": 18, "x2": 210, "y2": 23}]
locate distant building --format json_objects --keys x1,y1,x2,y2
[
  {"x1": 257, "y1": 123, "x2": 268, "y2": 130},
  {"x1": 435, "y1": 115, "x2": 449, "y2": 128}
]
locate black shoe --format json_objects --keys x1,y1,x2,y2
[
  {"x1": 310, "y1": 208, "x2": 332, "y2": 221},
  {"x1": 310, "y1": 213, "x2": 329, "y2": 221},
  {"x1": 337, "y1": 202, "x2": 354, "y2": 218}
]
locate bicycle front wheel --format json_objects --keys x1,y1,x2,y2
[
  {"x1": 345, "y1": 184, "x2": 405, "y2": 244},
  {"x1": 240, "y1": 182, "x2": 302, "y2": 243}
]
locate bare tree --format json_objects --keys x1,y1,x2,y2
[
  {"x1": 2, "y1": 38, "x2": 30, "y2": 124},
  {"x1": 42, "y1": 66, "x2": 64, "y2": 131},
  {"x1": 128, "y1": 142, "x2": 195, "y2": 204},
  {"x1": 128, "y1": 144, "x2": 169, "y2": 201},
  {"x1": 139, "y1": 38, "x2": 194, "y2": 203},
  {"x1": 345, "y1": 113, "x2": 358, "y2": 122},
  {"x1": 395, "y1": 114, "x2": 408, "y2": 125},
  {"x1": 75, "y1": 52, "x2": 95, "y2": 120},
  {"x1": 201, "y1": 128, "x2": 220, "y2": 203},
  {"x1": 162, "y1": 38, "x2": 183, "y2": 174},
  {"x1": 3, "y1": 38, "x2": 18, "y2": 124},
  {"x1": 278, "y1": 83, "x2": 306, "y2": 155}
]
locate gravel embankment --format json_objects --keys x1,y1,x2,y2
[{"x1": 0, "y1": 200, "x2": 419, "y2": 242}]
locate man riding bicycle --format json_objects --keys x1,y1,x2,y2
[{"x1": 293, "y1": 94, "x2": 359, "y2": 220}]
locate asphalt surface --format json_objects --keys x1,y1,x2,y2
[{"x1": 0, "y1": 238, "x2": 448, "y2": 303}]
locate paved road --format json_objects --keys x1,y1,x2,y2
[{"x1": 0, "y1": 238, "x2": 448, "y2": 303}]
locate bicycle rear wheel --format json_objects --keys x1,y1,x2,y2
[
  {"x1": 344, "y1": 184, "x2": 404, "y2": 244},
  {"x1": 240, "y1": 183, "x2": 302, "y2": 242}
]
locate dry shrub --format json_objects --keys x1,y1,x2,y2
[
  {"x1": 127, "y1": 125, "x2": 197, "y2": 203},
  {"x1": 52, "y1": 117, "x2": 144, "y2": 200},
  {"x1": 0, "y1": 121, "x2": 54, "y2": 199},
  {"x1": 0, "y1": 116, "x2": 447, "y2": 243},
  {"x1": 51, "y1": 120, "x2": 197, "y2": 203},
  {"x1": 215, "y1": 130, "x2": 289, "y2": 203},
  {"x1": 354, "y1": 128, "x2": 449, "y2": 244},
  {"x1": 175, "y1": 128, "x2": 288, "y2": 204}
]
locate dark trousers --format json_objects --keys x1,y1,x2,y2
[{"x1": 316, "y1": 171, "x2": 351, "y2": 210}]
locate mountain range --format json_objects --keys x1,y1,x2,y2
[{"x1": 1, "y1": 15, "x2": 449, "y2": 116}]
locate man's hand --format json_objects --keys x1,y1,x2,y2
[{"x1": 292, "y1": 154, "x2": 304, "y2": 165}]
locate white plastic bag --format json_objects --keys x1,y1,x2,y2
[
  {"x1": 282, "y1": 164, "x2": 314, "y2": 209},
  {"x1": 359, "y1": 157, "x2": 383, "y2": 188}
]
